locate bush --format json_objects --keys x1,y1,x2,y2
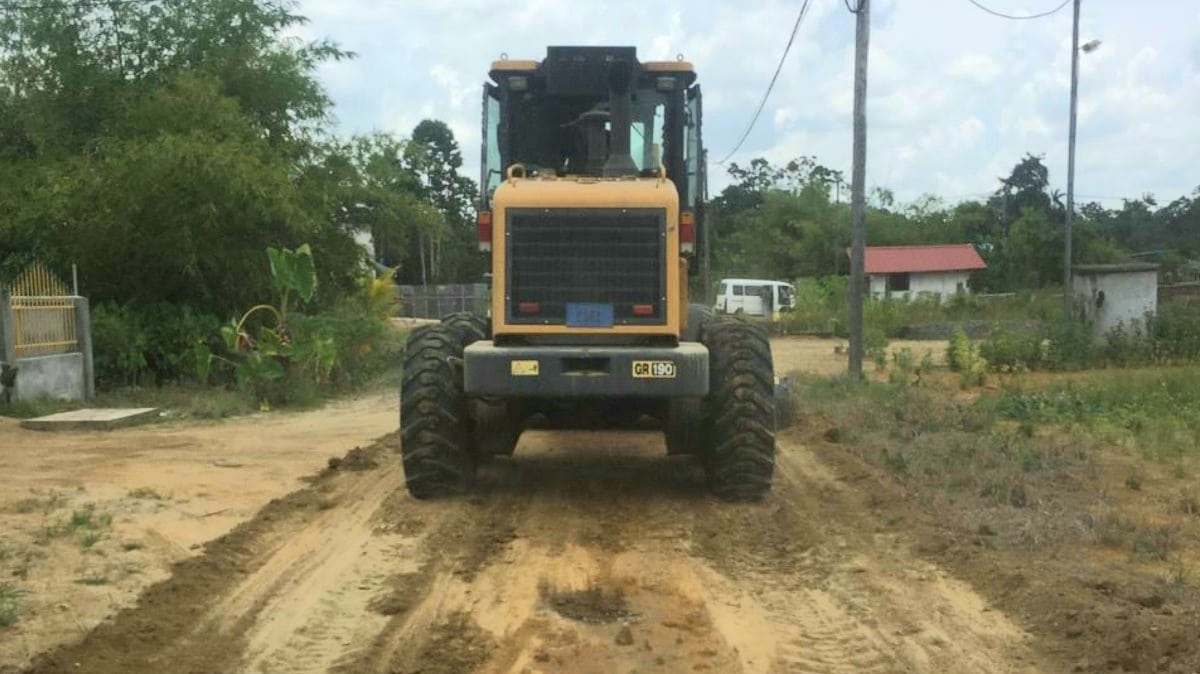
[
  {"x1": 92, "y1": 303, "x2": 220, "y2": 389},
  {"x1": 979, "y1": 327, "x2": 1044, "y2": 371}
]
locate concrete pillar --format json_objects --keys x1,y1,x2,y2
[
  {"x1": 0, "y1": 290, "x2": 15, "y2": 364},
  {"x1": 74, "y1": 297, "x2": 95, "y2": 400}
]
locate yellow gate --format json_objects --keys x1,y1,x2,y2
[{"x1": 8, "y1": 264, "x2": 79, "y2": 358}]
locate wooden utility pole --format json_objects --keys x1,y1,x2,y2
[{"x1": 848, "y1": 0, "x2": 870, "y2": 377}]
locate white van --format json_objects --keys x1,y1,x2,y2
[{"x1": 715, "y1": 279, "x2": 795, "y2": 319}]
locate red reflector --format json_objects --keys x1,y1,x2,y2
[
  {"x1": 477, "y1": 211, "x2": 492, "y2": 251},
  {"x1": 632, "y1": 303, "x2": 654, "y2": 316},
  {"x1": 679, "y1": 211, "x2": 695, "y2": 243},
  {"x1": 518, "y1": 302, "x2": 540, "y2": 314}
]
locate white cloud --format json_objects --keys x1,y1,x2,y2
[
  {"x1": 296, "y1": 0, "x2": 1200, "y2": 205},
  {"x1": 945, "y1": 53, "x2": 1003, "y2": 85}
]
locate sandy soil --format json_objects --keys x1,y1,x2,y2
[
  {"x1": 17, "y1": 428, "x2": 1044, "y2": 674},
  {"x1": 0, "y1": 392, "x2": 398, "y2": 671}
]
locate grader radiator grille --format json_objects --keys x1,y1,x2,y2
[{"x1": 506, "y1": 208, "x2": 665, "y2": 325}]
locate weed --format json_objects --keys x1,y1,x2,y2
[
  {"x1": 0, "y1": 582, "x2": 24, "y2": 628},
  {"x1": 79, "y1": 530, "x2": 104, "y2": 549},
  {"x1": 75, "y1": 575, "x2": 110, "y2": 586},
  {"x1": 7, "y1": 490, "x2": 68, "y2": 514},
  {"x1": 69, "y1": 505, "x2": 113, "y2": 531},
  {"x1": 121, "y1": 541, "x2": 145, "y2": 551},
  {"x1": 127, "y1": 487, "x2": 165, "y2": 500},
  {"x1": 1180, "y1": 490, "x2": 1199, "y2": 517},
  {"x1": 871, "y1": 347, "x2": 888, "y2": 372},
  {"x1": 1132, "y1": 526, "x2": 1176, "y2": 561},
  {"x1": 1125, "y1": 472, "x2": 1143, "y2": 491},
  {"x1": 1092, "y1": 510, "x2": 1137, "y2": 548}
]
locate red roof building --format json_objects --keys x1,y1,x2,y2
[
  {"x1": 853, "y1": 244, "x2": 986, "y2": 300},
  {"x1": 863, "y1": 244, "x2": 987, "y2": 274}
]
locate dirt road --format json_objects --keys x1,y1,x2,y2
[
  {"x1": 9, "y1": 337, "x2": 1044, "y2": 674},
  {"x1": 19, "y1": 433, "x2": 1042, "y2": 672}
]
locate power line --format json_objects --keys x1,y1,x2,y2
[
  {"x1": 965, "y1": 0, "x2": 1070, "y2": 20},
  {"x1": 713, "y1": 0, "x2": 813, "y2": 166}
]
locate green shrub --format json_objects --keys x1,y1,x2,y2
[
  {"x1": 92, "y1": 303, "x2": 220, "y2": 389},
  {"x1": 979, "y1": 328, "x2": 1044, "y2": 371},
  {"x1": 1041, "y1": 320, "x2": 1096, "y2": 371},
  {"x1": 947, "y1": 329, "x2": 988, "y2": 386}
]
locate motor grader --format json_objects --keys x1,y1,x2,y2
[{"x1": 400, "y1": 46, "x2": 775, "y2": 500}]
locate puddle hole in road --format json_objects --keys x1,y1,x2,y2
[{"x1": 542, "y1": 582, "x2": 638, "y2": 625}]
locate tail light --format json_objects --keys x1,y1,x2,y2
[
  {"x1": 477, "y1": 211, "x2": 492, "y2": 252},
  {"x1": 632, "y1": 304, "x2": 654, "y2": 316},
  {"x1": 680, "y1": 211, "x2": 695, "y2": 254},
  {"x1": 518, "y1": 302, "x2": 540, "y2": 314}
]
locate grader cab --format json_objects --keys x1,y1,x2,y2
[{"x1": 400, "y1": 46, "x2": 776, "y2": 500}]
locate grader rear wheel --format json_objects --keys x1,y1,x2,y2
[
  {"x1": 700, "y1": 316, "x2": 776, "y2": 501},
  {"x1": 399, "y1": 324, "x2": 477, "y2": 499}
]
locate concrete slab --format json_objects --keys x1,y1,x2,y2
[{"x1": 21, "y1": 408, "x2": 158, "y2": 431}]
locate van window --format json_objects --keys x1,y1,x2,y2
[
  {"x1": 719, "y1": 282, "x2": 728, "y2": 296},
  {"x1": 732, "y1": 285, "x2": 745, "y2": 296},
  {"x1": 779, "y1": 286, "x2": 795, "y2": 307}
]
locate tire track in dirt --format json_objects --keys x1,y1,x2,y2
[{"x1": 21, "y1": 427, "x2": 1045, "y2": 674}]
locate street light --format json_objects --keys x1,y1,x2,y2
[{"x1": 1063, "y1": 0, "x2": 1101, "y2": 322}]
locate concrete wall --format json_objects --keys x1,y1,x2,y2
[
  {"x1": 12, "y1": 353, "x2": 87, "y2": 401},
  {"x1": 0, "y1": 291, "x2": 94, "y2": 402},
  {"x1": 868, "y1": 271, "x2": 971, "y2": 301},
  {"x1": 1073, "y1": 270, "x2": 1158, "y2": 337}
]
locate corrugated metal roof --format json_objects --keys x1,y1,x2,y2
[{"x1": 861, "y1": 244, "x2": 987, "y2": 274}]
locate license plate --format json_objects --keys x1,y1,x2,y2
[
  {"x1": 566, "y1": 303, "x2": 614, "y2": 328},
  {"x1": 632, "y1": 361, "x2": 677, "y2": 379}
]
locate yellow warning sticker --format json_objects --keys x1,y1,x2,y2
[
  {"x1": 511, "y1": 360, "x2": 539, "y2": 376},
  {"x1": 632, "y1": 361, "x2": 677, "y2": 379}
]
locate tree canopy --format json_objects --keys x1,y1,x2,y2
[{"x1": 709, "y1": 153, "x2": 1198, "y2": 292}]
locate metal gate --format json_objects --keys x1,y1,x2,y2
[{"x1": 7, "y1": 264, "x2": 79, "y2": 358}]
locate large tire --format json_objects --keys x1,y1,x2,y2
[
  {"x1": 683, "y1": 303, "x2": 714, "y2": 342},
  {"x1": 700, "y1": 315, "x2": 776, "y2": 501},
  {"x1": 440, "y1": 311, "x2": 490, "y2": 344},
  {"x1": 400, "y1": 325, "x2": 476, "y2": 498}
]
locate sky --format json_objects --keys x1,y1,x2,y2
[{"x1": 291, "y1": 0, "x2": 1200, "y2": 208}]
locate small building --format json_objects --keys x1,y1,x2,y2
[
  {"x1": 1073, "y1": 263, "x2": 1159, "y2": 338},
  {"x1": 860, "y1": 244, "x2": 987, "y2": 301}
]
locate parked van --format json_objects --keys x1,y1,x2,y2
[{"x1": 715, "y1": 279, "x2": 795, "y2": 319}]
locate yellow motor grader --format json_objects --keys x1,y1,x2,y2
[{"x1": 400, "y1": 47, "x2": 775, "y2": 500}]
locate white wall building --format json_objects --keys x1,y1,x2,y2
[
  {"x1": 1072, "y1": 263, "x2": 1159, "y2": 338},
  {"x1": 860, "y1": 244, "x2": 987, "y2": 302}
]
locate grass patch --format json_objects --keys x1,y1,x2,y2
[
  {"x1": 0, "y1": 397, "x2": 80, "y2": 420},
  {"x1": 121, "y1": 541, "x2": 145, "y2": 552},
  {"x1": 990, "y1": 367, "x2": 1200, "y2": 462},
  {"x1": 7, "y1": 490, "x2": 68, "y2": 514},
  {"x1": 127, "y1": 487, "x2": 166, "y2": 500},
  {"x1": 31, "y1": 504, "x2": 116, "y2": 548},
  {"x1": 0, "y1": 582, "x2": 25, "y2": 628}
]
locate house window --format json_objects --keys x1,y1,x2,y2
[{"x1": 887, "y1": 273, "x2": 910, "y2": 292}]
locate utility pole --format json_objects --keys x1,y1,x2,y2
[
  {"x1": 1063, "y1": 0, "x2": 1081, "y2": 322},
  {"x1": 848, "y1": 0, "x2": 870, "y2": 378},
  {"x1": 702, "y1": 149, "x2": 713, "y2": 304}
]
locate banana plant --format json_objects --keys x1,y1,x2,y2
[{"x1": 195, "y1": 244, "x2": 329, "y2": 406}]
